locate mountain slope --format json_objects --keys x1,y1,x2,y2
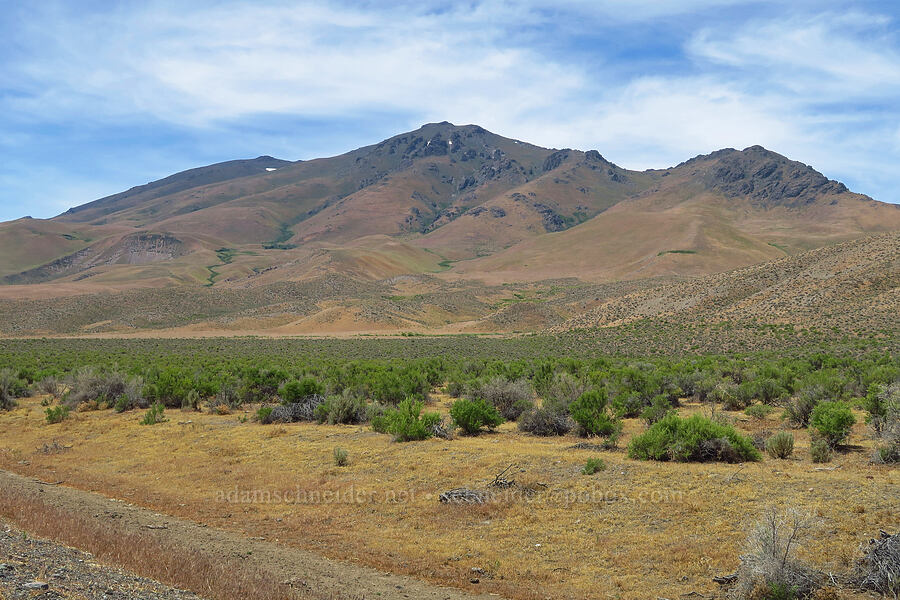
[
  {"x1": 0, "y1": 123, "x2": 898, "y2": 295},
  {"x1": 555, "y1": 231, "x2": 900, "y2": 333}
]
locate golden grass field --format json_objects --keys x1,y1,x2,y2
[{"x1": 1, "y1": 394, "x2": 897, "y2": 599}]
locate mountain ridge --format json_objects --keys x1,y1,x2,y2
[{"x1": 0, "y1": 123, "x2": 897, "y2": 326}]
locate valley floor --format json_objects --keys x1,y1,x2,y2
[{"x1": 0, "y1": 395, "x2": 896, "y2": 599}]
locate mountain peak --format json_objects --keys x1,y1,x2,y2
[{"x1": 676, "y1": 145, "x2": 850, "y2": 207}]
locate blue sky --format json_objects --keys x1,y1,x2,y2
[{"x1": 2, "y1": 0, "x2": 900, "y2": 221}]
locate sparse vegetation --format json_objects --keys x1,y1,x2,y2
[
  {"x1": 581, "y1": 457, "x2": 606, "y2": 475},
  {"x1": 333, "y1": 447, "x2": 349, "y2": 467},
  {"x1": 140, "y1": 402, "x2": 167, "y2": 425},
  {"x1": 0, "y1": 334, "x2": 897, "y2": 600}
]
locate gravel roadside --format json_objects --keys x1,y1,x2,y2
[{"x1": 0, "y1": 522, "x2": 205, "y2": 600}]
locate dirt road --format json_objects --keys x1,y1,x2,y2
[{"x1": 0, "y1": 469, "x2": 500, "y2": 600}]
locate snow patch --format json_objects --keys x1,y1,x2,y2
[{"x1": 265, "y1": 168, "x2": 278, "y2": 172}]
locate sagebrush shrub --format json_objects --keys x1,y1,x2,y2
[
  {"x1": 640, "y1": 394, "x2": 675, "y2": 426},
  {"x1": 467, "y1": 377, "x2": 533, "y2": 421},
  {"x1": 810, "y1": 439, "x2": 832, "y2": 463},
  {"x1": 64, "y1": 367, "x2": 143, "y2": 410},
  {"x1": 450, "y1": 398, "x2": 503, "y2": 435},
  {"x1": 734, "y1": 508, "x2": 821, "y2": 599},
  {"x1": 765, "y1": 432, "x2": 794, "y2": 459},
  {"x1": 542, "y1": 372, "x2": 586, "y2": 414},
  {"x1": 710, "y1": 382, "x2": 747, "y2": 410},
  {"x1": 627, "y1": 413, "x2": 761, "y2": 463},
  {"x1": 517, "y1": 407, "x2": 572, "y2": 436},
  {"x1": 745, "y1": 403, "x2": 775, "y2": 420},
  {"x1": 181, "y1": 389, "x2": 201, "y2": 411},
  {"x1": 783, "y1": 385, "x2": 829, "y2": 428},
  {"x1": 863, "y1": 382, "x2": 898, "y2": 435},
  {"x1": 808, "y1": 401, "x2": 855, "y2": 447},
  {"x1": 333, "y1": 447, "x2": 349, "y2": 467},
  {"x1": 315, "y1": 391, "x2": 367, "y2": 425},
  {"x1": 255, "y1": 405, "x2": 274, "y2": 423},
  {"x1": 0, "y1": 368, "x2": 26, "y2": 411}
]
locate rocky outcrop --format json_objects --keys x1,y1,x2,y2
[
  {"x1": 701, "y1": 146, "x2": 852, "y2": 207},
  {"x1": 2, "y1": 233, "x2": 186, "y2": 285}
]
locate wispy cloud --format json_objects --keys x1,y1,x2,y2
[{"x1": 0, "y1": 0, "x2": 898, "y2": 221}]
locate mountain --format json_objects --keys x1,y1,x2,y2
[{"x1": 0, "y1": 122, "x2": 897, "y2": 335}]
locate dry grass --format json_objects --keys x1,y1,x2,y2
[
  {"x1": 0, "y1": 396, "x2": 897, "y2": 599},
  {"x1": 0, "y1": 484, "x2": 295, "y2": 600}
]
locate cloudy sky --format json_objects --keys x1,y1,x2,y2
[{"x1": 1, "y1": 0, "x2": 899, "y2": 221}]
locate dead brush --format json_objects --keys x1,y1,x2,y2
[
  {"x1": 854, "y1": 530, "x2": 900, "y2": 598},
  {"x1": 37, "y1": 440, "x2": 71, "y2": 455},
  {"x1": 731, "y1": 507, "x2": 822, "y2": 599}
]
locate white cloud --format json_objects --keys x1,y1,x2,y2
[
  {"x1": 1, "y1": 0, "x2": 899, "y2": 212},
  {"x1": 688, "y1": 11, "x2": 900, "y2": 96}
]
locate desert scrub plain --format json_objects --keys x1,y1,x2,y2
[{"x1": 0, "y1": 336, "x2": 898, "y2": 600}]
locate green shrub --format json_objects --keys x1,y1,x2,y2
[
  {"x1": 444, "y1": 378, "x2": 466, "y2": 398},
  {"x1": 627, "y1": 414, "x2": 761, "y2": 463},
  {"x1": 333, "y1": 447, "x2": 349, "y2": 467},
  {"x1": 0, "y1": 368, "x2": 26, "y2": 411},
  {"x1": 371, "y1": 368, "x2": 430, "y2": 405},
  {"x1": 765, "y1": 582, "x2": 799, "y2": 600},
  {"x1": 581, "y1": 457, "x2": 606, "y2": 475},
  {"x1": 517, "y1": 407, "x2": 572, "y2": 436},
  {"x1": 450, "y1": 398, "x2": 503, "y2": 435},
  {"x1": 468, "y1": 376, "x2": 533, "y2": 421},
  {"x1": 45, "y1": 405, "x2": 70, "y2": 424},
  {"x1": 765, "y1": 432, "x2": 794, "y2": 459},
  {"x1": 640, "y1": 394, "x2": 675, "y2": 426},
  {"x1": 808, "y1": 401, "x2": 856, "y2": 447},
  {"x1": 140, "y1": 402, "x2": 167, "y2": 426},
  {"x1": 810, "y1": 439, "x2": 832, "y2": 463},
  {"x1": 569, "y1": 389, "x2": 622, "y2": 440},
  {"x1": 371, "y1": 398, "x2": 441, "y2": 442},
  {"x1": 255, "y1": 405, "x2": 274, "y2": 423},
  {"x1": 745, "y1": 403, "x2": 775, "y2": 420},
  {"x1": 280, "y1": 377, "x2": 323, "y2": 403}
]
